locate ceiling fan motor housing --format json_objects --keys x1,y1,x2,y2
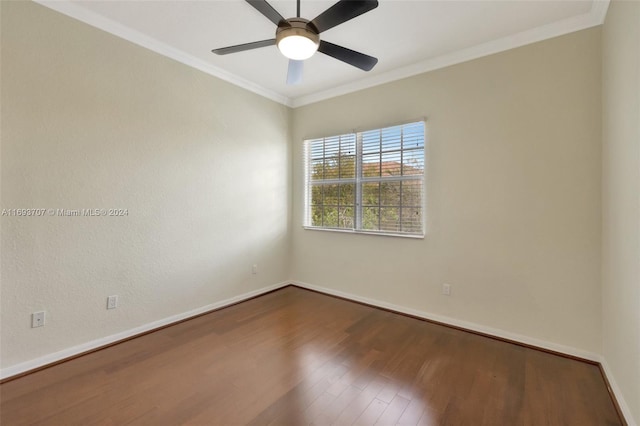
[{"x1": 276, "y1": 18, "x2": 320, "y2": 48}]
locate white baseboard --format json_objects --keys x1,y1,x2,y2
[
  {"x1": 600, "y1": 358, "x2": 638, "y2": 426},
  {"x1": 291, "y1": 280, "x2": 601, "y2": 362},
  {"x1": 0, "y1": 281, "x2": 289, "y2": 380}
]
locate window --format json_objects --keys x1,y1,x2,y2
[{"x1": 304, "y1": 121, "x2": 425, "y2": 237}]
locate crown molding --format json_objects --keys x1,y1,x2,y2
[
  {"x1": 34, "y1": 0, "x2": 609, "y2": 109},
  {"x1": 292, "y1": 0, "x2": 610, "y2": 107},
  {"x1": 591, "y1": 0, "x2": 611, "y2": 24},
  {"x1": 33, "y1": 0, "x2": 293, "y2": 107}
]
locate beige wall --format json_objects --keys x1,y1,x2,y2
[
  {"x1": 602, "y1": 0, "x2": 640, "y2": 423},
  {"x1": 292, "y1": 28, "x2": 603, "y2": 355},
  {"x1": 0, "y1": 1, "x2": 291, "y2": 369},
  {"x1": 2, "y1": 5, "x2": 631, "y2": 420}
]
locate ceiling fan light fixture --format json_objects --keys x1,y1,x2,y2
[
  {"x1": 276, "y1": 18, "x2": 320, "y2": 60},
  {"x1": 278, "y1": 34, "x2": 318, "y2": 60}
]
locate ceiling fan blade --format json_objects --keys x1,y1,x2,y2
[
  {"x1": 246, "y1": 0, "x2": 286, "y2": 26},
  {"x1": 318, "y1": 40, "x2": 378, "y2": 71},
  {"x1": 287, "y1": 60, "x2": 304, "y2": 85},
  {"x1": 212, "y1": 39, "x2": 276, "y2": 55},
  {"x1": 309, "y1": 0, "x2": 378, "y2": 33}
]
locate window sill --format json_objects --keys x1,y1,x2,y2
[{"x1": 302, "y1": 226, "x2": 424, "y2": 239}]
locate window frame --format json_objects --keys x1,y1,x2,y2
[{"x1": 303, "y1": 121, "x2": 426, "y2": 238}]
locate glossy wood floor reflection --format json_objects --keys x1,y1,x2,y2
[{"x1": 0, "y1": 287, "x2": 621, "y2": 425}]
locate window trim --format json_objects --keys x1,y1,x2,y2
[
  {"x1": 303, "y1": 121, "x2": 426, "y2": 239},
  {"x1": 302, "y1": 225, "x2": 426, "y2": 239}
]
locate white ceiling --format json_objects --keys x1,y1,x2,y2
[{"x1": 37, "y1": 0, "x2": 608, "y2": 107}]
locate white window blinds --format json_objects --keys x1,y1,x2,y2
[{"x1": 304, "y1": 121, "x2": 425, "y2": 237}]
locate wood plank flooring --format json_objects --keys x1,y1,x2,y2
[{"x1": 0, "y1": 286, "x2": 622, "y2": 425}]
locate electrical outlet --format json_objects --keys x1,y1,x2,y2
[
  {"x1": 32, "y1": 311, "x2": 45, "y2": 328},
  {"x1": 107, "y1": 295, "x2": 118, "y2": 310},
  {"x1": 252, "y1": 264, "x2": 258, "y2": 274},
  {"x1": 442, "y1": 283, "x2": 451, "y2": 296}
]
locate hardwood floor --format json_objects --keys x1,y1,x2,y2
[{"x1": 0, "y1": 286, "x2": 622, "y2": 425}]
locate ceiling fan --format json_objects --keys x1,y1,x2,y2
[{"x1": 212, "y1": 0, "x2": 379, "y2": 85}]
